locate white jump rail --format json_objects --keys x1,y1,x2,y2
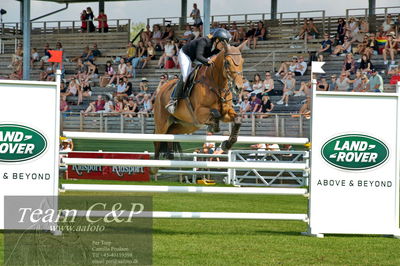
[
  {"x1": 70, "y1": 210, "x2": 308, "y2": 221},
  {"x1": 61, "y1": 184, "x2": 308, "y2": 195},
  {"x1": 63, "y1": 131, "x2": 310, "y2": 145},
  {"x1": 62, "y1": 158, "x2": 308, "y2": 171}
]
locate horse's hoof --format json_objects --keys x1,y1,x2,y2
[{"x1": 221, "y1": 140, "x2": 231, "y2": 151}]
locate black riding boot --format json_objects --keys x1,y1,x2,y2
[{"x1": 166, "y1": 76, "x2": 185, "y2": 114}]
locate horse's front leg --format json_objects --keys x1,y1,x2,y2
[{"x1": 221, "y1": 116, "x2": 242, "y2": 151}]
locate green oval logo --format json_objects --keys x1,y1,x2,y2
[
  {"x1": 0, "y1": 124, "x2": 47, "y2": 163},
  {"x1": 321, "y1": 134, "x2": 389, "y2": 171}
]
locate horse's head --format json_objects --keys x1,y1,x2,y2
[{"x1": 222, "y1": 41, "x2": 247, "y2": 95}]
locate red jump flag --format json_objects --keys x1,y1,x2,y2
[{"x1": 48, "y1": 50, "x2": 63, "y2": 63}]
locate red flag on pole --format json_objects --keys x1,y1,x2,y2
[{"x1": 48, "y1": 50, "x2": 63, "y2": 63}]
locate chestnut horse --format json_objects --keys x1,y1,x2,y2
[{"x1": 153, "y1": 42, "x2": 246, "y2": 160}]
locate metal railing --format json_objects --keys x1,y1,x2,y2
[
  {"x1": 0, "y1": 19, "x2": 131, "y2": 36},
  {"x1": 60, "y1": 112, "x2": 311, "y2": 138},
  {"x1": 147, "y1": 10, "x2": 325, "y2": 29},
  {"x1": 346, "y1": 6, "x2": 400, "y2": 20}
]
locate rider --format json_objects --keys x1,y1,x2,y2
[{"x1": 165, "y1": 28, "x2": 232, "y2": 114}]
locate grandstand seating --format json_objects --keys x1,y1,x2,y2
[{"x1": 0, "y1": 9, "x2": 398, "y2": 136}]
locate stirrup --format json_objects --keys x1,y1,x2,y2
[{"x1": 165, "y1": 100, "x2": 177, "y2": 114}]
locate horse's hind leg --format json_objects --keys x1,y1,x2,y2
[{"x1": 222, "y1": 116, "x2": 242, "y2": 151}]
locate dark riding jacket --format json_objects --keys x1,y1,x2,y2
[{"x1": 182, "y1": 37, "x2": 220, "y2": 65}]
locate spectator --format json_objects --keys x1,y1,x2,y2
[
  {"x1": 95, "y1": 9, "x2": 108, "y2": 33},
  {"x1": 125, "y1": 79, "x2": 133, "y2": 96},
  {"x1": 294, "y1": 56, "x2": 307, "y2": 76},
  {"x1": 113, "y1": 96, "x2": 124, "y2": 113},
  {"x1": 60, "y1": 81, "x2": 67, "y2": 95},
  {"x1": 352, "y1": 70, "x2": 363, "y2": 92},
  {"x1": 237, "y1": 27, "x2": 246, "y2": 43},
  {"x1": 9, "y1": 63, "x2": 22, "y2": 80},
  {"x1": 294, "y1": 81, "x2": 311, "y2": 96},
  {"x1": 329, "y1": 74, "x2": 337, "y2": 91},
  {"x1": 245, "y1": 22, "x2": 256, "y2": 48},
  {"x1": 249, "y1": 93, "x2": 261, "y2": 113},
  {"x1": 10, "y1": 42, "x2": 23, "y2": 68},
  {"x1": 103, "y1": 95, "x2": 114, "y2": 113},
  {"x1": 141, "y1": 41, "x2": 155, "y2": 69},
  {"x1": 85, "y1": 61, "x2": 98, "y2": 82},
  {"x1": 64, "y1": 78, "x2": 80, "y2": 98},
  {"x1": 299, "y1": 96, "x2": 311, "y2": 118},
  {"x1": 342, "y1": 53, "x2": 356, "y2": 74},
  {"x1": 71, "y1": 46, "x2": 93, "y2": 64},
  {"x1": 125, "y1": 43, "x2": 136, "y2": 66},
  {"x1": 76, "y1": 59, "x2": 88, "y2": 81},
  {"x1": 359, "y1": 74, "x2": 369, "y2": 92},
  {"x1": 229, "y1": 22, "x2": 239, "y2": 43},
  {"x1": 86, "y1": 7, "x2": 95, "y2": 32},
  {"x1": 190, "y1": 3, "x2": 203, "y2": 28},
  {"x1": 124, "y1": 96, "x2": 138, "y2": 118},
  {"x1": 383, "y1": 33, "x2": 397, "y2": 65},
  {"x1": 276, "y1": 56, "x2": 298, "y2": 78},
  {"x1": 39, "y1": 43, "x2": 51, "y2": 70},
  {"x1": 276, "y1": 71, "x2": 296, "y2": 106},
  {"x1": 121, "y1": 61, "x2": 131, "y2": 78},
  {"x1": 202, "y1": 132, "x2": 216, "y2": 155},
  {"x1": 138, "y1": 78, "x2": 150, "y2": 95},
  {"x1": 336, "y1": 72, "x2": 352, "y2": 91},
  {"x1": 317, "y1": 33, "x2": 333, "y2": 61},
  {"x1": 39, "y1": 62, "x2": 56, "y2": 81},
  {"x1": 210, "y1": 21, "x2": 220, "y2": 34},
  {"x1": 297, "y1": 18, "x2": 309, "y2": 40},
  {"x1": 80, "y1": 10, "x2": 87, "y2": 32},
  {"x1": 263, "y1": 71, "x2": 274, "y2": 95},
  {"x1": 252, "y1": 73, "x2": 264, "y2": 96},
  {"x1": 181, "y1": 24, "x2": 193, "y2": 41},
  {"x1": 141, "y1": 24, "x2": 152, "y2": 43},
  {"x1": 248, "y1": 21, "x2": 266, "y2": 49},
  {"x1": 91, "y1": 43, "x2": 101, "y2": 59},
  {"x1": 336, "y1": 18, "x2": 346, "y2": 45},
  {"x1": 192, "y1": 25, "x2": 201, "y2": 39},
  {"x1": 333, "y1": 36, "x2": 352, "y2": 56},
  {"x1": 317, "y1": 76, "x2": 329, "y2": 91},
  {"x1": 30, "y1": 48, "x2": 39, "y2": 68},
  {"x1": 99, "y1": 61, "x2": 114, "y2": 87},
  {"x1": 368, "y1": 69, "x2": 384, "y2": 92},
  {"x1": 107, "y1": 58, "x2": 127, "y2": 87},
  {"x1": 116, "y1": 78, "x2": 128, "y2": 96},
  {"x1": 259, "y1": 94, "x2": 274, "y2": 118},
  {"x1": 359, "y1": 54, "x2": 373, "y2": 73},
  {"x1": 239, "y1": 95, "x2": 251, "y2": 118},
  {"x1": 364, "y1": 32, "x2": 379, "y2": 59},
  {"x1": 346, "y1": 17, "x2": 359, "y2": 40},
  {"x1": 389, "y1": 65, "x2": 400, "y2": 84},
  {"x1": 140, "y1": 94, "x2": 153, "y2": 116},
  {"x1": 382, "y1": 14, "x2": 394, "y2": 34},
  {"x1": 356, "y1": 35, "x2": 370, "y2": 56},
  {"x1": 151, "y1": 24, "x2": 163, "y2": 49},
  {"x1": 354, "y1": 18, "x2": 369, "y2": 42},
  {"x1": 60, "y1": 95, "x2": 69, "y2": 112},
  {"x1": 77, "y1": 80, "x2": 92, "y2": 105},
  {"x1": 307, "y1": 18, "x2": 319, "y2": 39},
  {"x1": 161, "y1": 24, "x2": 175, "y2": 49},
  {"x1": 132, "y1": 41, "x2": 146, "y2": 69},
  {"x1": 158, "y1": 39, "x2": 176, "y2": 68},
  {"x1": 241, "y1": 76, "x2": 252, "y2": 97}
]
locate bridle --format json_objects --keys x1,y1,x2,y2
[{"x1": 224, "y1": 52, "x2": 243, "y2": 94}]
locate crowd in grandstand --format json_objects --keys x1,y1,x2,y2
[{"x1": 4, "y1": 6, "x2": 400, "y2": 117}]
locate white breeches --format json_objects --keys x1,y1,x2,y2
[{"x1": 178, "y1": 49, "x2": 192, "y2": 82}]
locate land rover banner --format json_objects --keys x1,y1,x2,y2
[
  {"x1": 0, "y1": 79, "x2": 59, "y2": 229},
  {"x1": 310, "y1": 90, "x2": 400, "y2": 236}
]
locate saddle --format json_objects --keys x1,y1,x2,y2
[{"x1": 183, "y1": 64, "x2": 202, "y2": 98}]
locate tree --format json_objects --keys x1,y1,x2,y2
[{"x1": 130, "y1": 22, "x2": 146, "y2": 44}]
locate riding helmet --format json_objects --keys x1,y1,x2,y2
[{"x1": 211, "y1": 28, "x2": 232, "y2": 42}]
